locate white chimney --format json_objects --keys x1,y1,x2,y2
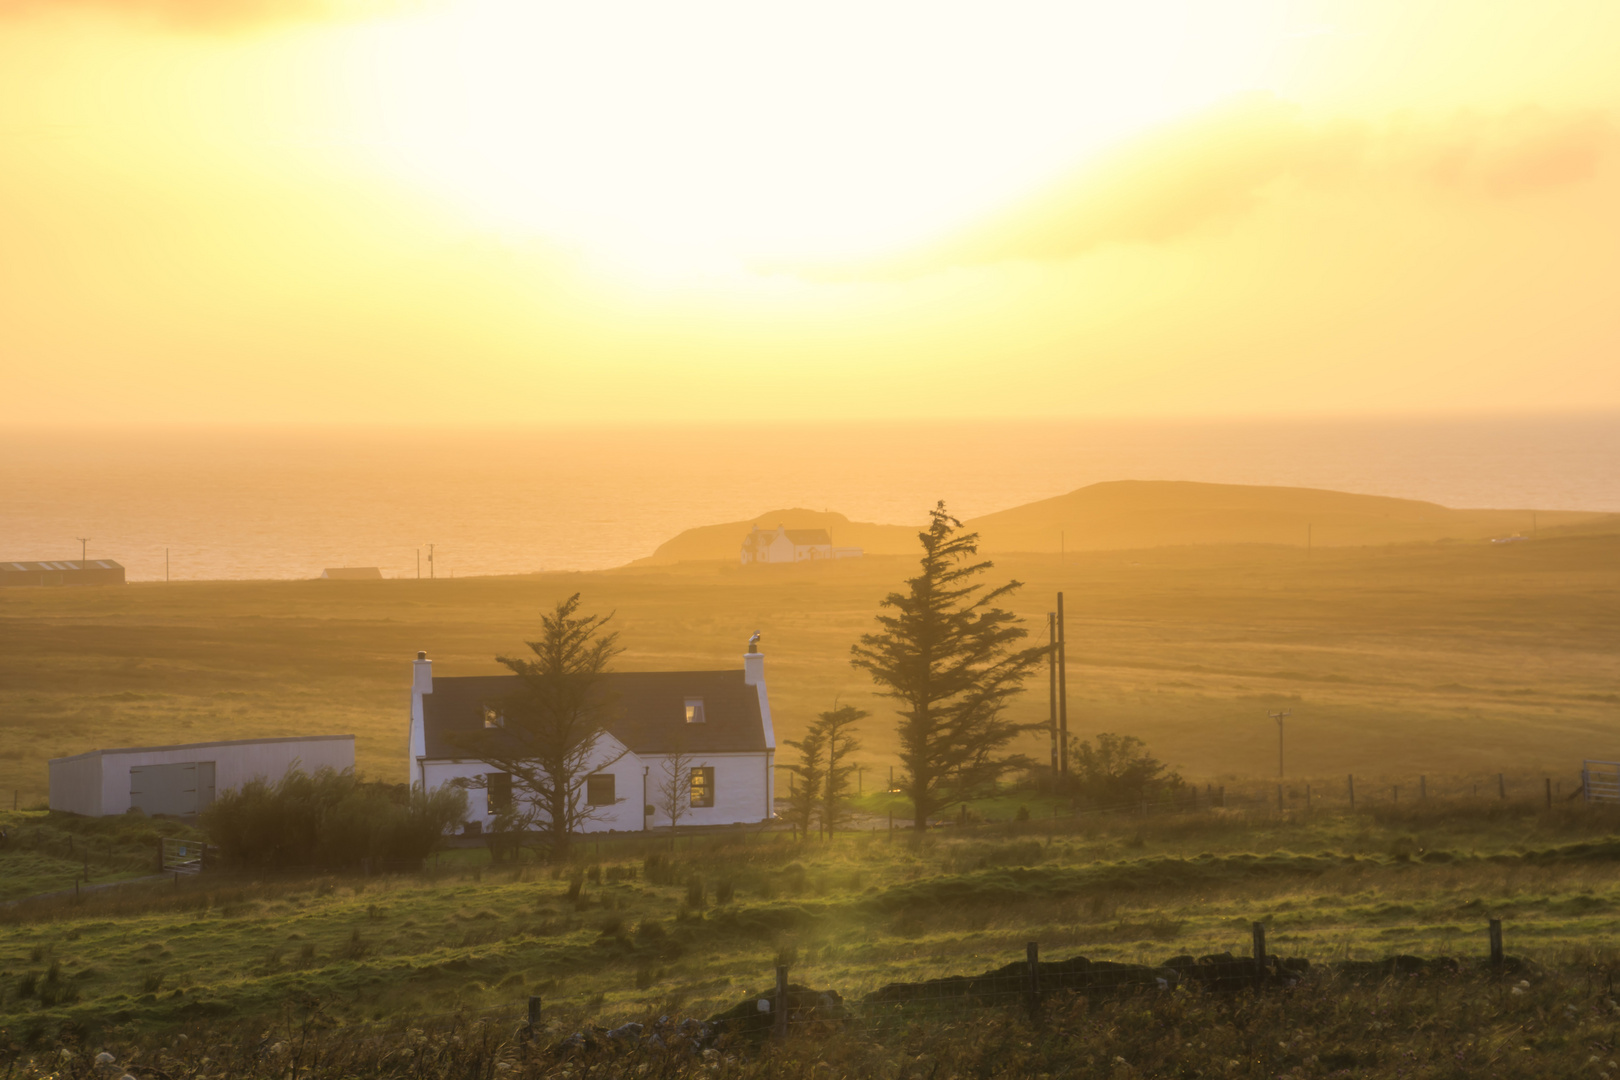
[
  {"x1": 743, "y1": 632, "x2": 764, "y2": 686},
  {"x1": 412, "y1": 650, "x2": 433, "y2": 695}
]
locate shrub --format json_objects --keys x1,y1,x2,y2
[
  {"x1": 1071, "y1": 733, "x2": 1184, "y2": 809},
  {"x1": 202, "y1": 769, "x2": 466, "y2": 871}
]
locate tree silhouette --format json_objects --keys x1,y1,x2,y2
[{"x1": 851, "y1": 502, "x2": 1046, "y2": 843}]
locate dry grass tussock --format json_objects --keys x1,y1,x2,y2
[{"x1": 9, "y1": 967, "x2": 1620, "y2": 1079}]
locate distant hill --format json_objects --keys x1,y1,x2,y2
[
  {"x1": 632, "y1": 481, "x2": 1617, "y2": 564},
  {"x1": 968, "y1": 480, "x2": 1611, "y2": 552}
]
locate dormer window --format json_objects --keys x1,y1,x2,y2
[
  {"x1": 685, "y1": 698, "x2": 705, "y2": 724},
  {"x1": 483, "y1": 704, "x2": 505, "y2": 729}
]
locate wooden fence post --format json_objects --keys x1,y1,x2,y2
[
  {"x1": 774, "y1": 964, "x2": 789, "y2": 1042},
  {"x1": 1252, "y1": 922, "x2": 1267, "y2": 977},
  {"x1": 1488, "y1": 919, "x2": 1504, "y2": 966},
  {"x1": 1026, "y1": 941, "x2": 1041, "y2": 1022},
  {"x1": 1348, "y1": 774, "x2": 1355, "y2": 809},
  {"x1": 526, "y1": 995, "x2": 541, "y2": 1038}
]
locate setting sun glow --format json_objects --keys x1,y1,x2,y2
[
  {"x1": 344, "y1": 1, "x2": 1288, "y2": 275},
  {"x1": 2, "y1": 0, "x2": 1618, "y2": 423}
]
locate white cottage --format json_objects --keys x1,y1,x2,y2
[
  {"x1": 740, "y1": 526, "x2": 863, "y2": 565},
  {"x1": 408, "y1": 643, "x2": 776, "y2": 833}
]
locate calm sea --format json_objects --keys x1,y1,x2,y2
[{"x1": 3, "y1": 416, "x2": 1617, "y2": 581}]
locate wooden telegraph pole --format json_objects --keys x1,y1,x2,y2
[
  {"x1": 1047, "y1": 612, "x2": 1058, "y2": 774},
  {"x1": 1056, "y1": 593, "x2": 1069, "y2": 776}
]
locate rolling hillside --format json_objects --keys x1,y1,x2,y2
[{"x1": 633, "y1": 481, "x2": 1615, "y2": 563}]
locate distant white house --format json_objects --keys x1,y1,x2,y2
[
  {"x1": 50, "y1": 735, "x2": 355, "y2": 817},
  {"x1": 408, "y1": 639, "x2": 777, "y2": 833},
  {"x1": 740, "y1": 525, "x2": 862, "y2": 565}
]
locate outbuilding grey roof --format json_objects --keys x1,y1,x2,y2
[{"x1": 421, "y1": 670, "x2": 765, "y2": 759}]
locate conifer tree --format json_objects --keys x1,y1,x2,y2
[
  {"x1": 783, "y1": 725, "x2": 826, "y2": 840},
  {"x1": 850, "y1": 503, "x2": 1046, "y2": 843},
  {"x1": 453, "y1": 594, "x2": 623, "y2": 860},
  {"x1": 816, "y1": 704, "x2": 866, "y2": 838}
]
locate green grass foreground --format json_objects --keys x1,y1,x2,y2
[{"x1": 5, "y1": 798, "x2": 1620, "y2": 1065}]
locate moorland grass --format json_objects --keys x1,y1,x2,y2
[{"x1": 5, "y1": 798, "x2": 1620, "y2": 1048}]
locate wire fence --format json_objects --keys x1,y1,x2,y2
[{"x1": 496, "y1": 914, "x2": 1529, "y2": 1051}]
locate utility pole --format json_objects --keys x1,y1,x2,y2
[
  {"x1": 77, "y1": 537, "x2": 90, "y2": 563},
  {"x1": 427, "y1": 543, "x2": 435, "y2": 580},
  {"x1": 1269, "y1": 711, "x2": 1291, "y2": 778},
  {"x1": 1056, "y1": 593, "x2": 1069, "y2": 775},
  {"x1": 1047, "y1": 612, "x2": 1058, "y2": 774}
]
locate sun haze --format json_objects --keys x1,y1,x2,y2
[{"x1": 2, "y1": 0, "x2": 1618, "y2": 424}]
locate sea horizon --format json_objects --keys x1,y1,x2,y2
[{"x1": 4, "y1": 413, "x2": 1618, "y2": 582}]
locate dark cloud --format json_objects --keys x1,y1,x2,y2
[
  {"x1": 0, "y1": 0, "x2": 407, "y2": 31},
  {"x1": 776, "y1": 100, "x2": 1617, "y2": 280}
]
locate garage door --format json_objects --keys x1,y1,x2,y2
[{"x1": 130, "y1": 761, "x2": 216, "y2": 817}]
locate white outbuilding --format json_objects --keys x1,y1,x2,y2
[
  {"x1": 408, "y1": 640, "x2": 777, "y2": 834},
  {"x1": 49, "y1": 735, "x2": 356, "y2": 818}
]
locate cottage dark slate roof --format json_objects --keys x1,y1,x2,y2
[
  {"x1": 781, "y1": 529, "x2": 832, "y2": 546},
  {"x1": 421, "y1": 670, "x2": 765, "y2": 760}
]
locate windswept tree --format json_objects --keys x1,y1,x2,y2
[
  {"x1": 451, "y1": 593, "x2": 623, "y2": 861},
  {"x1": 817, "y1": 704, "x2": 865, "y2": 838},
  {"x1": 851, "y1": 502, "x2": 1047, "y2": 843},
  {"x1": 783, "y1": 724, "x2": 826, "y2": 840}
]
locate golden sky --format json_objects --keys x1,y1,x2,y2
[{"x1": 2, "y1": 0, "x2": 1617, "y2": 424}]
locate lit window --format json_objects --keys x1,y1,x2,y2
[
  {"x1": 685, "y1": 698, "x2": 705, "y2": 724},
  {"x1": 487, "y1": 772, "x2": 512, "y2": 814},
  {"x1": 586, "y1": 774, "x2": 616, "y2": 806},
  {"x1": 483, "y1": 704, "x2": 504, "y2": 729},
  {"x1": 690, "y1": 767, "x2": 715, "y2": 808}
]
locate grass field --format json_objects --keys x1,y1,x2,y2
[
  {"x1": 3, "y1": 525, "x2": 1618, "y2": 1071},
  {"x1": 2, "y1": 531, "x2": 1617, "y2": 806},
  {"x1": 5, "y1": 797, "x2": 1620, "y2": 1047}
]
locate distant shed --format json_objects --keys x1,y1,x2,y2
[
  {"x1": 1, "y1": 560, "x2": 125, "y2": 587},
  {"x1": 49, "y1": 735, "x2": 355, "y2": 818},
  {"x1": 321, "y1": 567, "x2": 383, "y2": 580}
]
